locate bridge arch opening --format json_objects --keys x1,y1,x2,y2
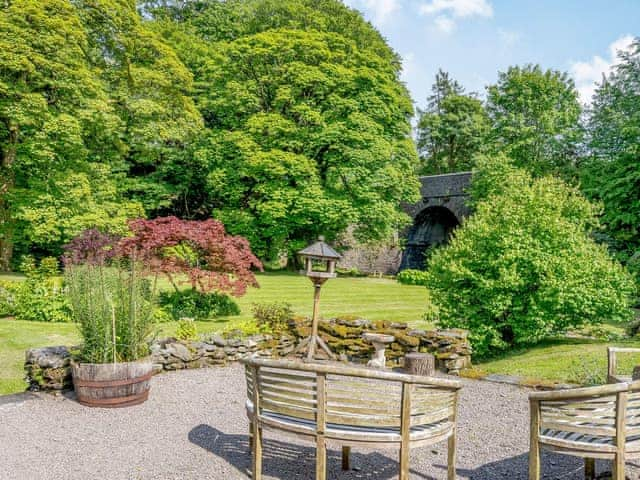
[{"x1": 400, "y1": 206, "x2": 459, "y2": 271}]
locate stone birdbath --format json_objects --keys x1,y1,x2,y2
[{"x1": 362, "y1": 333, "x2": 395, "y2": 369}]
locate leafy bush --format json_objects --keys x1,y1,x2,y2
[
  {"x1": 0, "y1": 280, "x2": 20, "y2": 316},
  {"x1": 397, "y1": 269, "x2": 429, "y2": 286},
  {"x1": 12, "y1": 256, "x2": 72, "y2": 322},
  {"x1": 252, "y1": 302, "x2": 293, "y2": 333},
  {"x1": 626, "y1": 317, "x2": 640, "y2": 338},
  {"x1": 65, "y1": 264, "x2": 156, "y2": 363},
  {"x1": 175, "y1": 318, "x2": 198, "y2": 341},
  {"x1": 221, "y1": 319, "x2": 269, "y2": 338},
  {"x1": 159, "y1": 289, "x2": 240, "y2": 321},
  {"x1": 62, "y1": 229, "x2": 121, "y2": 266},
  {"x1": 152, "y1": 307, "x2": 174, "y2": 323},
  {"x1": 568, "y1": 358, "x2": 606, "y2": 386},
  {"x1": 427, "y1": 157, "x2": 635, "y2": 357},
  {"x1": 118, "y1": 217, "x2": 263, "y2": 296}
]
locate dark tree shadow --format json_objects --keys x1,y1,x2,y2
[
  {"x1": 188, "y1": 424, "x2": 438, "y2": 479},
  {"x1": 189, "y1": 425, "x2": 640, "y2": 479},
  {"x1": 454, "y1": 452, "x2": 635, "y2": 480}
]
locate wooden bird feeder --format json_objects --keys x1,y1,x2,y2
[{"x1": 295, "y1": 237, "x2": 341, "y2": 361}]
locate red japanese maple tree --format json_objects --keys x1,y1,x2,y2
[{"x1": 118, "y1": 217, "x2": 263, "y2": 296}]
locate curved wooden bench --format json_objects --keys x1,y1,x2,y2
[
  {"x1": 529, "y1": 381, "x2": 640, "y2": 480},
  {"x1": 241, "y1": 357, "x2": 462, "y2": 480}
]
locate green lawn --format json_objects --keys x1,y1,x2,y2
[
  {"x1": 2, "y1": 270, "x2": 637, "y2": 394},
  {"x1": 0, "y1": 272, "x2": 430, "y2": 394},
  {"x1": 475, "y1": 338, "x2": 640, "y2": 385}
]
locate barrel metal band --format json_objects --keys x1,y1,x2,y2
[{"x1": 73, "y1": 371, "x2": 153, "y2": 388}]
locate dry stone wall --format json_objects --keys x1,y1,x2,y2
[{"x1": 24, "y1": 320, "x2": 471, "y2": 392}]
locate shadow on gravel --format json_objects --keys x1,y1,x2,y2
[
  {"x1": 188, "y1": 424, "x2": 437, "y2": 479},
  {"x1": 455, "y1": 452, "x2": 611, "y2": 480}
]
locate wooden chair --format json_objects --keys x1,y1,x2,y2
[
  {"x1": 241, "y1": 356, "x2": 462, "y2": 480},
  {"x1": 608, "y1": 347, "x2": 640, "y2": 383},
  {"x1": 529, "y1": 381, "x2": 640, "y2": 480}
]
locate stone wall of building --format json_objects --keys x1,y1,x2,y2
[{"x1": 24, "y1": 321, "x2": 472, "y2": 392}]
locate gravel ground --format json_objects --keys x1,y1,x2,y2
[{"x1": 1, "y1": 364, "x2": 638, "y2": 480}]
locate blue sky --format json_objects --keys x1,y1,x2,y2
[{"x1": 342, "y1": 0, "x2": 638, "y2": 108}]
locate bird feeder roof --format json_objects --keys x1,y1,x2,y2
[{"x1": 298, "y1": 240, "x2": 341, "y2": 260}]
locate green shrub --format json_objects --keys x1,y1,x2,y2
[
  {"x1": 159, "y1": 289, "x2": 240, "y2": 321},
  {"x1": 626, "y1": 318, "x2": 640, "y2": 338},
  {"x1": 568, "y1": 357, "x2": 606, "y2": 386},
  {"x1": 428, "y1": 157, "x2": 635, "y2": 357},
  {"x1": 175, "y1": 318, "x2": 198, "y2": 341},
  {"x1": 0, "y1": 280, "x2": 20, "y2": 317},
  {"x1": 12, "y1": 256, "x2": 72, "y2": 322},
  {"x1": 397, "y1": 269, "x2": 429, "y2": 286},
  {"x1": 252, "y1": 302, "x2": 293, "y2": 333},
  {"x1": 152, "y1": 307, "x2": 174, "y2": 323},
  {"x1": 222, "y1": 319, "x2": 268, "y2": 338},
  {"x1": 65, "y1": 264, "x2": 156, "y2": 363}
]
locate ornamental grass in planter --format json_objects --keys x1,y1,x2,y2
[
  {"x1": 65, "y1": 262, "x2": 156, "y2": 408},
  {"x1": 62, "y1": 219, "x2": 262, "y2": 407}
]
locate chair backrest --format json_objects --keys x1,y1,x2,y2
[
  {"x1": 531, "y1": 381, "x2": 640, "y2": 446},
  {"x1": 243, "y1": 357, "x2": 461, "y2": 431},
  {"x1": 607, "y1": 347, "x2": 640, "y2": 383}
]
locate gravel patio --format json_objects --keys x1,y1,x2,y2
[{"x1": 0, "y1": 364, "x2": 637, "y2": 480}]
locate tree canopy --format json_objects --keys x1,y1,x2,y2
[
  {"x1": 581, "y1": 38, "x2": 640, "y2": 279},
  {"x1": 146, "y1": 0, "x2": 420, "y2": 259},
  {"x1": 486, "y1": 65, "x2": 583, "y2": 178},
  {"x1": 417, "y1": 70, "x2": 489, "y2": 174}
]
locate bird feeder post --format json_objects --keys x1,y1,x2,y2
[{"x1": 295, "y1": 237, "x2": 341, "y2": 361}]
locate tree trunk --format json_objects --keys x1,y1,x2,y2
[{"x1": 404, "y1": 352, "x2": 435, "y2": 376}]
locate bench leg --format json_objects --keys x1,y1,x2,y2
[
  {"x1": 249, "y1": 423, "x2": 254, "y2": 450},
  {"x1": 316, "y1": 436, "x2": 326, "y2": 480},
  {"x1": 399, "y1": 443, "x2": 409, "y2": 480},
  {"x1": 448, "y1": 429, "x2": 456, "y2": 480},
  {"x1": 584, "y1": 458, "x2": 595, "y2": 480},
  {"x1": 341, "y1": 446, "x2": 351, "y2": 471},
  {"x1": 251, "y1": 424, "x2": 262, "y2": 480},
  {"x1": 528, "y1": 438, "x2": 540, "y2": 480},
  {"x1": 612, "y1": 453, "x2": 625, "y2": 480}
]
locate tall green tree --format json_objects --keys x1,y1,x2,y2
[
  {"x1": 417, "y1": 70, "x2": 489, "y2": 174},
  {"x1": 72, "y1": 0, "x2": 204, "y2": 213},
  {"x1": 147, "y1": 1, "x2": 420, "y2": 259},
  {"x1": 486, "y1": 64, "x2": 583, "y2": 178},
  {"x1": 0, "y1": 0, "x2": 124, "y2": 269},
  {"x1": 427, "y1": 156, "x2": 634, "y2": 356},
  {"x1": 581, "y1": 38, "x2": 640, "y2": 277}
]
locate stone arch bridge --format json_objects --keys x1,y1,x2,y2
[
  {"x1": 339, "y1": 171, "x2": 472, "y2": 274},
  {"x1": 399, "y1": 171, "x2": 472, "y2": 271}
]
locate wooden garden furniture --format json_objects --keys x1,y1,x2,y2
[
  {"x1": 241, "y1": 356, "x2": 462, "y2": 480},
  {"x1": 607, "y1": 347, "x2": 640, "y2": 383},
  {"x1": 529, "y1": 381, "x2": 640, "y2": 480}
]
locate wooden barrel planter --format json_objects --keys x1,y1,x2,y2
[{"x1": 72, "y1": 359, "x2": 152, "y2": 408}]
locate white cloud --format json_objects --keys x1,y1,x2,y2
[
  {"x1": 434, "y1": 15, "x2": 455, "y2": 33},
  {"x1": 570, "y1": 34, "x2": 635, "y2": 104},
  {"x1": 419, "y1": 0, "x2": 492, "y2": 34},
  {"x1": 344, "y1": 0, "x2": 400, "y2": 25},
  {"x1": 419, "y1": 0, "x2": 493, "y2": 18}
]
